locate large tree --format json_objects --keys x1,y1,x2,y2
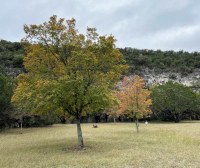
[
  {"x1": 115, "y1": 75, "x2": 152, "y2": 133},
  {"x1": 151, "y1": 81, "x2": 197, "y2": 122},
  {"x1": 12, "y1": 15, "x2": 127, "y2": 148}
]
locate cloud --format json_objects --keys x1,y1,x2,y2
[{"x1": 0, "y1": 0, "x2": 200, "y2": 51}]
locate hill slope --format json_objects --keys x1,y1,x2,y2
[{"x1": 1, "y1": 40, "x2": 200, "y2": 87}]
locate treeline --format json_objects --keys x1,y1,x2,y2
[
  {"x1": 0, "y1": 40, "x2": 200, "y2": 75},
  {"x1": 2, "y1": 40, "x2": 200, "y2": 76},
  {"x1": 0, "y1": 40, "x2": 200, "y2": 129},
  {"x1": 120, "y1": 48, "x2": 200, "y2": 75}
]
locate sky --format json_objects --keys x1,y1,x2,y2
[{"x1": 1, "y1": 0, "x2": 200, "y2": 51}]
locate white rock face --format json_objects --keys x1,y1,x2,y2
[{"x1": 131, "y1": 68, "x2": 200, "y2": 87}]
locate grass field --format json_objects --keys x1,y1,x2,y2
[{"x1": 0, "y1": 121, "x2": 200, "y2": 168}]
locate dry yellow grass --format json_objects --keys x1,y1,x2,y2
[{"x1": 0, "y1": 121, "x2": 200, "y2": 168}]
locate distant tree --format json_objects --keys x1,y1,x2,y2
[
  {"x1": 151, "y1": 81, "x2": 197, "y2": 122},
  {"x1": 115, "y1": 75, "x2": 152, "y2": 133},
  {"x1": 0, "y1": 74, "x2": 13, "y2": 128},
  {"x1": 193, "y1": 94, "x2": 200, "y2": 120},
  {"x1": 12, "y1": 15, "x2": 127, "y2": 148}
]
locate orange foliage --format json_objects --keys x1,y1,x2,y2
[{"x1": 115, "y1": 75, "x2": 152, "y2": 119}]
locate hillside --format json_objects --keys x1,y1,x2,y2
[
  {"x1": 120, "y1": 48, "x2": 200, "y2": 75},
  {"x1": 120, "y1": 48, "x2": 200, "y2": 87},
  {"x1": 1, "y1": 40, "x2": 200, "y2": 87},
  {"x1": 0, "y1": 40, "x2": 24, "y2": 77}
]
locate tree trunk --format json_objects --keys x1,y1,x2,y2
[
  {"x1": 114, "y1": 117, "x2": 116, "y2": 124},
  {"x1": 76, "y1": 119, "x2": 84, "y2": 148},
  {"x1": 135, "y1": 118, "x2": 139, "y2": 133},
  {"x1": 20, "y1": 117, "x2": 23, "y2": 134},
  {"x1": 20, "y1": 121, "x2": 23, "y2": 132},
  {"x1": 174, "y1": 113, "x2": 180, "y2": 123}
]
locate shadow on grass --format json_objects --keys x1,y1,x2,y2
[
  {"x1": 19, "y1": 131, "x2": 169, "y2": 155},
  {"x1": 20, "y1": 136, "x2": 137, "y2": 155}
]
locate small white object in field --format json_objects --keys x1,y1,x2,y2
[{"x1": 145, "y1": 121, "x2": 148, "y2": 126}]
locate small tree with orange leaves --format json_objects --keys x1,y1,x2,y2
[{"x1": 115, "y1": 75, "x2": 152, "y2": 133}]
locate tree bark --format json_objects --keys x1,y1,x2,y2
[
  {"x1": 135, "y1": 118, "x2": 139, "y2": 133},
  {"x1": 174, "y1": 113, "x2": 180, "y2": 123},
  {"x1": 20, "y1": 117, "x2": 23, "y2": 134},
  {"x1": 76, "y1": 119, "x2": 84, "y2": 148}
]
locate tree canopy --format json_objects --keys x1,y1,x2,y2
[
  {"x1": 12, "y1": 15, "x2": 127, "y2": 147},
  {"x1": 151, "y1": 81, "x2": 197, "y2": 122}
]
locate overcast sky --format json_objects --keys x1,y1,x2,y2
[{"x1": 1, "y1": 0, "x2": 200, "y2": 51}]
